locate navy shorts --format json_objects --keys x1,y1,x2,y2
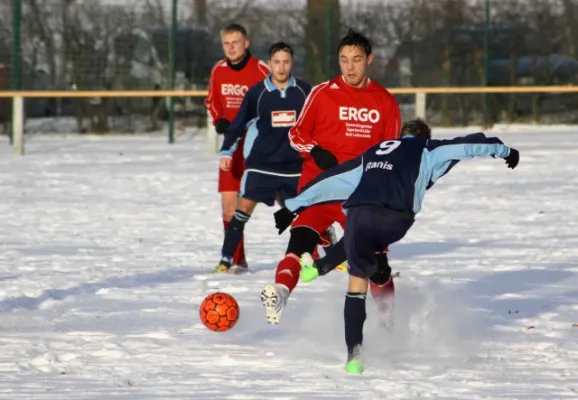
[
  {"x1": 343, "y1": 205, "x2": 414, "y2": 278},
  {"x1": 240, "y1": 170, "x2": 299, "y2": 207}
]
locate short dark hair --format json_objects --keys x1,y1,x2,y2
[
  {"x1": 268, "y1": 41, "x2": 294, "y2": 59},
  {"x1": 401, "y1": 118, "x2": 431, "y2": 140},
  {"x1": 221, "y1": 23, "x2": 248, "y2": 38},
  {"x1": 338, "y1": 28, "x2": 372, "y2": 56}
]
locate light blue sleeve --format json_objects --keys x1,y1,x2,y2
[
  {"x1": 285, "y1": 158, "x2": 363, "y2": 213},
  {"x1": 432, "y1": 142, "x2": 510, "y2": 162},
  {"x1": 412, "y1": 142, "x2": 511, "y2": 213},
  {"x1": 219, "y1": 87, "x2": 258, "y2": 157}
]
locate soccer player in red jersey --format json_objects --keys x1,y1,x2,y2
[
  {"x1": 260, "y1": 29, "x2": 401, "y2": 325},
  {"x1": 205, "y1": 24, "x2": 270, "y2": 271}
]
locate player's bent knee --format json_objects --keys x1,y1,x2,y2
[
  {"x1": 237, "y1": 197, "x2": 257, "y2": 215},
  {"x1": 369, "y1": 267, "x2": 390, "y2": 285},
  {"x1": 369, "y1": 253, "x2": 391, "y2": 285},
  {"x1": 229, "y1": 210, "x2": 251, "y2": 232},
  {"x1": 286, "y1": 227, "x2": 320, "y2": 256},
  {"x1": 348, "y1": 261, "x2": 377, "y2": 281}
]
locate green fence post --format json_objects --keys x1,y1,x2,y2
[
  {"x1": 168, "y1": 0, "x2": 178, "y2": 144},
  {"x1": 483, "y1": 0, "x2": 490, "y2": 125},
  {"x1": 10, "y1": 0, "x2": 22, "y2": 146}
]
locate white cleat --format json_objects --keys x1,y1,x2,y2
[
  {"x1": 260, "y1": 283, "x2": 290, "y2": 325},
  {"x1": 228, "y1": 265, "x2": 249, "y2": 275}
]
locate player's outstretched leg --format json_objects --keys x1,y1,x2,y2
[
  {"x1": 341, "y1": 208, "x2": 376, "y2": 374},
  {"x1": 300, "y1": 237, "x2": 348, "y2": 282},
  {"x1": 260, "y1": 282, "x2": 290, "y2": 325},
  {"x1": 323, "y1": 226, "x2": 348, "y2": 272},
  {"x1": 342, "y1": 206, "x2": 411, "y2": 374},
  {"x1": 261, "y1": 227, "x2": 318, "y2": 325}
]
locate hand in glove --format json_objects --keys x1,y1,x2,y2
[
  {"x1": 274, "y1": 207, "x2": 297, "y2": 235},
  {"x1": 215, "y1": 119, "x2": 231, "y2": 134},
  {"x1": 310, "y1": 146, "x2": 338, "y2": 170},
  {"x1": 504, "y1": 148, "x2": 519, "y2": 169},
  {"x1": 220, "y1": 156, "x2": 232, "y2": 171}
]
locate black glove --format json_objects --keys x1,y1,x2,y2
[
  {"x1": 274, "y1": 207, "x2": 297, "y2": 235},
  {"x1": 215, "y1": 119, "x2": 231, "y2": 134},
  {"x1": 310, "y1": 146, "x2": 338, "y2": 170},
  {"x1": 504, "y1": 148, "x2": 519, "y2": 169}
]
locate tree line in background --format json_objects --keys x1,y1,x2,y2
[{"x1": 1, "y1": 0, "x2": 578, "y2": 133}]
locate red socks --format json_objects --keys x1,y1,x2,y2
[
  {"x1": 223, "y1": 219, "x2": 246, "y2": 266},
  {"x1": 274, "y1": 254, "x2": 301, "y2": 292}
]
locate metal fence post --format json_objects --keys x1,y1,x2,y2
[
  {"x1": 483, "y1": 0, "x2": 491, "y2": 125},
  {"x1": 10, "y1": 0, "x2": 22, "y2": 147},
  {"x1": 415, "y1": 92, "x2": 427, "y2": 119},
  {"x1": 12, "y1": 96, "x2": 23, "y2": 155},
  {"x1": 168, "y1": 0, "x2": 178, "y2": 144}
]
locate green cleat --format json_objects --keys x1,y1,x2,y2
[
  {"x1": 213, "y1": 263, "x2": 228, "y2": 273},
  {"x1": 213, "y1": 258, "x2": 232, "y2": 273},
  {"x1": 300, "y1": 265, "x2": 319, "y2": 282},
  {"x1": 299, "y1": 253, "x2": 319, "y2": 282},
  {"x1": 345, "y1": 345, "x2": 364, "y2": 374},
  {"x1": 345, "y1": 359, "x2": 364, "y2": 374}
]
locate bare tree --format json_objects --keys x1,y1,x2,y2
[
  {"x1": 142, "y1": 0, "x2": 168, "y2": 28},
  {"x1": 22, "y1": 0, "x2": 60, "y2": 86},
  {"x1": 194, "y1": 0, "x2": 208, "y2": 27},
  {"x1": 562, "y1": 0, "x2": 578, "y2": 57}
]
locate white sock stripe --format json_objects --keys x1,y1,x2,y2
[
  {"x1": 234, "y1": 211, "x2": 251, "y2": 221},
  {"x1": 346, "y1": 293, "x2": 367, "y2": 300}
]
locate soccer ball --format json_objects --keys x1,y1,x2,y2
[{"x1": 199, "y1": 292, "x2": 240, "y2": 332}]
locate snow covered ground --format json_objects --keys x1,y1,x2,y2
[{"x1": 1, "y1": 126, "x2": 577, "y2": 399}]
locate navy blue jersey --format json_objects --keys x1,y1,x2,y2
[
  {"x1": 220, "y1": 75, "x2": 311, "y2": 175},
  {"x1": 284, "y1": 133, "x2": 512, "y2": 215}
]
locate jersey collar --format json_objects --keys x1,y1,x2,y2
[
  {"x1": 264, "y1": 75, "x2": 296, "y2": 92},
  {"x1": 340, "y1": 75, "x2": 371, "y2": 88}
]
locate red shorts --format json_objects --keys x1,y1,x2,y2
[
  {"x1": 218, "y1": 137, "x2": 246, "y2": 192},
  {"x1": 290, "y1": 203, "x2": 346, "y2": 246}
]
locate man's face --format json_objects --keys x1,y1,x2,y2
[
  {"x1": 339, "y1": 45, "x2": 373, "y2": 87},
  {"x1": 268, "y1": 50, "x2": 293, "y2": 83},
  {"x1": 221, "y1": 31, "x2": 249, "y2": 63}
]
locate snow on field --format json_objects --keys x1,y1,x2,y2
[{"x1": 1, "y1": 126, "x2": 578, "y2": 399}]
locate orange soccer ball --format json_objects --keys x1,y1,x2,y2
[{"x1": 199, "y1": 292, "x2": 240, "y2": 332}]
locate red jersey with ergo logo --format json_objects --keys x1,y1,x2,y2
[
  {"x1": 289, "y1": 75, "x2": 401, "y2": 189},
  {"x1": 205, "y1": 55, "x2": 270, "y2": 124}
]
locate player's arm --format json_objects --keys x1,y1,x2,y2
[
  {"x1": 410, "y1": 134, "x2": 519, "y2": 214},
  {"x1": 288, "y1": 86, "x2": 319, "y2": 154},
  {"x1": 289, "y1": 84, "x2": 339, "y2": 170},
  {"x1": 205, "y1": 62, "x2": 224, "y2": 126},
  {"x1": 425, "y1": 132, "x2": 488, "y2": 188},
  {"x1": 219, "y1": 88, "x2": 257, "y2": 159},
  {"x1": 288, "y1": 83, "x2": 339, "y2": 171},
  {"x1": 286, "y1": 156, "x2": 363, "y2": 213},
  {"x1": 273, "y1": 157, "x2": 363, "y2": 234},
  {"x1": 382, "y1": 94, "x2": 402, "y2": 140},
  {"x1": 426, "y1": 134, "x2": 519, "y2": 185}
]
